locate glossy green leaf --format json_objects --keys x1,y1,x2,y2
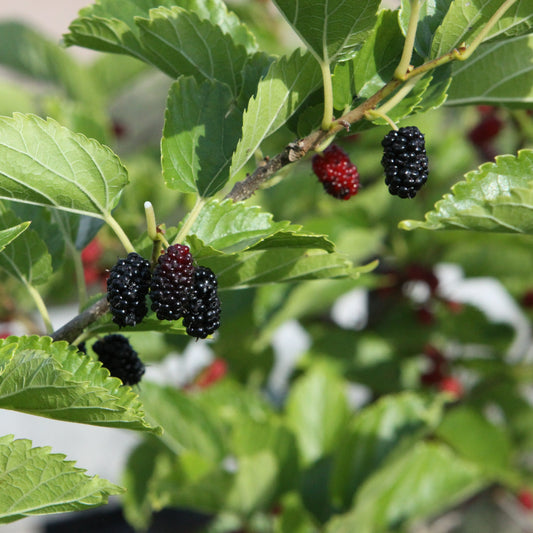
[
  {"x1": 84, "y1": 311, "x2": 186, "y2": 337},
  {"x1": 446, "y1": 34, "x2": 533, "y2": 107},
  {"x1": 436, "y1": 407, "x2": 511, "y2": 475},
  {"x1": 137, "y1": 8, "x2": 249, "y2": 94},
  {"x1": 140, "y1": 381, "x2": 226, "y2": 462},
  {"x1": 431, "y1": 0, "x2": 533, "y2": 58},
  {"x1": 0, "y1": 114, "x2": 128, "y2": 219},
  {"x1": 271, "y1": 0, "x2": 380, "y2": 64},
  {"x1": 0, "y1": 435, "x2": 122, "y2": 525},
  {"x1": 331, "y1": 393, "x2": 445, "y2": 509},
  {"x1": 0, "y1": 207, "x2": 51, "y2": 286},
  {"x1": 162, "y1": 78, "x2": 243, "y2": 197},
  {"x1": 200, "y1": 246, "x2": 371, "y2": 289},
  {"x1": 0, "y1": 336, "x2": 158, "y2": 432},
  {"x1": 399, "y1": 0, "x2": 451, "y2": 58},
  {"x1": 65, "y1": 0, "x2": 256, "y2": 56},
  {"x1": 326, "y1": 443, "x2": 487, "y2": 533},
  {"x1": 353, "y1": 10, "x2": 404, "y2": 98},
  {"x1": 230, "y1": 49, "x2": 322, "y2": 177},
  {"x1": 285, "y1": 366, "x2": 349, "y2": 465},
  {"x1": 0, "y1": 219, "x2": 29, "y2": 254},
  {"x1": 11, "y1": 203, "x2": 104, "y2": 271},
  {"x1": 400, "y1": 150, "x2": 533, "y2": 233},
  {"x1": 184, "y1": 199, "x2": 290, "y2": 253}
]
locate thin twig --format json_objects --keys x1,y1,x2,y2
[{"x1": 51, "y1": 297, "x2": 109, "y2": 344}]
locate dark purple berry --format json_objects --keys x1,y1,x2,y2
[
  {"x1": 149, "y1": 244, "x2": 194, "y2": 321},
  {"x1": 312, "y1": 144, "x2": 359, "y2": 200},
  {"x1": 107, "y1": 252, "x2": 151, "y2": 327},
  {"x1": 92, "y1": 334, "x2": 145, "y2": 386},
  {"x1": 381, "y1": 126, "x2": 428, "y2": 198},
  {"x1": 183, "y1": 266, "x2": 221, "y2": 339}
]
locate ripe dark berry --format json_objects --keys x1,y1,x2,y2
[
  {"x1": 150, "y1": 244, "x2": 194, "y2": 321},
  {"x1": 381, "y1": 126, "x2": 428, "y2": 198},
  {"x1": 312, "y1": 144, "x2": 359, "y2": 200},
  {"x1": 183, "y1": 266, "x2": 221, "y2": 339},
  {"x1": 92, "y1": 334, "x2": 145, "y2": 386},
  {"x1": 107, "y1": 252, "x2": 151, "y2": 328}
]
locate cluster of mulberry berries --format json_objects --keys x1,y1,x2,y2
[
  {"x1": 312, "y1": 144, "x2": 359, "y2": 200},
  {"x1": 92, "y1": 334, "x2": 145, "y2": 386},
  {"x1": 310, "y1": 126, "x2": 428, "y2": 200},
  {"x1": 381, "y1": 126, "x2": 428, "y2": 198},
  {"x1": 107, "y1": 244, "x2": 221, "y2": 340}
]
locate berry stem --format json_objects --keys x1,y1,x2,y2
[
  {"x1": 173, "y1": 196, "x2": 206, "y2": 245},
  {"x1": 364, "y1": 110, "x2": 398, "y2": 130},
  {"x1": 104, "y1": 213, "x2": 136, "y2": 254},
  {"x1": 144, "y1": 201, "x2": 158, "y2": 241},
  {"x1": 394, "y1": 0, "x2": 422, "y2": 80},
  {"x1": 320, "y1": 60, "x2": 334, "y2": 131},
  {"x1": 375, "y1": 73, "x2": 425, "y2": 116}
]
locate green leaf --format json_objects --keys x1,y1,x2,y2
[
  {"x1": 10, "y1": 203, "x2": 104, "y2": 270},
  {"x1": 150, "y1": 451, "x2": 233, "y2": 514},
  {"x1": 232, "y1": 418, "x2": 299, "y2": 496},
  {"x1": 0, "y1": 114, "x2": 128, "y2": 219},
  {"x1": 325, "y1": 443, "x2": 487, "y2": 533},
  {"x1": 0, "y1": 206, "x2": 52, "y2": 286},
  {"x1": 331, "y1": 393, "x2": 445, "y2": 509},
  {"x1": 122, "y1": 438, "x2": 167, "y2": 531},
  {"x1": 274, "y1": 493, "x2": 317, "y2": 533},
  {"x1": 431, "y1": 0, "x2": 533, "y2": 58},
  {"x1": 161, "y1": 78, "x2": 243, "y2": 197},
  {"x1": 0, "y1": 219, "x2": 29, "y2": 254},
  {"x1": 285, "y1": 365, "x2": 349, "y2": 465},
  {"x1": 65, "y1": 0, "x2": 257, "y2": 58},
  {"x1": 271, "y1": 0, "x2": 380, "y2": 64},
  {"x1": 184, "y1": 199, "x2": 290, "y2": 253},
  {"x1": 400, "y1": 150, "x2": 533, "y2": 233},
  {"x1": 446, "y1": 34, "x2": 533, "y2": 107},
  {"x1": 230, "y1": 49, "x2": 322, "y2": 177},
  {"x1": 140, "y1": 381, "x2": 226, "y2": 462},
  {"x1": 353, "y1": 10, "x2": 404, "y2": 98},
  {"x1": 0, "y1": 22, "x2": 100, "y2": 106},
  {"x1": 254, "y1": 278, "x2": 362, "y2": 350},
  {"x1": 436, "y1": 406, "x2": 511, "y2": 476},
  {"x1": 137, "y1": 7, "x2": 250, "y2": 94},
  {"x1": 0, "y1": 336, "x2": 158, "y2": 432},
  {"x1": 225, "y1": 451, "x2": 279, "y2": 516},
  {"x1": 399, "y1": 0, "x2": 451, "y2": 58},
  {"x1": 84, "y1": 311, "x2": 187, "y2": 337},
  {"x1": 0, "y1": 435, "x2": 122, "y2": 524},
  {"x1": 200, "y1": 246, "x2": 371, "y2": 289}
]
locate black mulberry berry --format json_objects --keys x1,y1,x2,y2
[
  {"x1": 381, "y1": 126, "x2": 428, "y2": 198},
  {"x1": 150, "y1": 244, "x2": 194, "y2": 321},
  {"x1": 92, "y1": 334, "x2": 145, "y2": 386},
  {"x1": 183, "y1": 266, "x2": 221, "y2": 339},
  {"x1": 107, "y1": 252, "x2": 151, "y2": 327}
]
